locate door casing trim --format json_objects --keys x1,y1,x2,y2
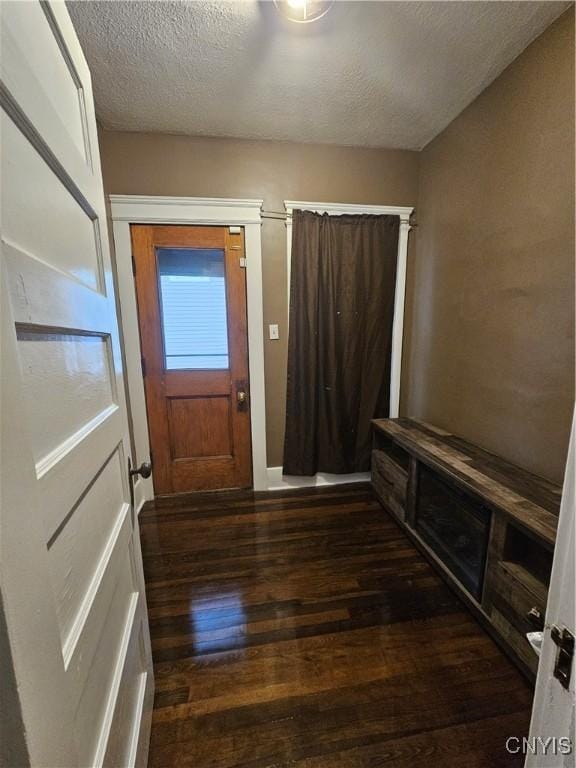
[{"x1": 110, "y1": 195, "x2": 267, "y2": 498}]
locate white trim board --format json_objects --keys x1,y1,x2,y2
[
  {"x1": 267, "y1": 467, "x2": 370, "y2": 491},
  {"x1": 109, "y1": 195, "x2": 268, "y2": 494},
  {"x1": 110, "y1": 195, "x2": 263, "y2": 225},
  {"x1": 284, "y1": 200, "x2": 414, "y2": 419}
]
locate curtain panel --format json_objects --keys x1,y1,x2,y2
[{"x1": 283, "y1": 210, "x2": 399, "y2": 476}]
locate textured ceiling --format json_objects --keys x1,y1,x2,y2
[{"x1": 68, "y1": 1, "x2": 570, "y2": 150}]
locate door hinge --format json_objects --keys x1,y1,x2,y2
[
  {"x1": 551, "y1": 624, "x2": 574, "y2": 690},
  {"x1": 239, "y1": 257, "x2": 247, "y2": 268},
  {"x1": 141, "y1": 357, "x2": 146, "y2": 377},
  {"x1": 131, "y1": 253, "x2": 137, "y2": 276}
]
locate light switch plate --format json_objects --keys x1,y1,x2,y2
[{"x1": 269, "y1": 324, "x2": 279, "y2": 340}]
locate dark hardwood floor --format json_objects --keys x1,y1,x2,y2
[{"x1": 140, "y1": 483, "x2": 534, "y2": 768}]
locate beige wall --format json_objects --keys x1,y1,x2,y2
[
  {"x1": 99, "y1": 133, "x2": 419, "y2": 466},
  {"x1": 403, "y1": 8, "x2": 575, "y2": 483},
  {"x1": 100, "y1": 8, "x2": 574, "y2": 482}
]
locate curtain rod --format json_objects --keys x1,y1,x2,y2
[
  {"x1": 261, "y1": 209, "x2": 417, "y2": 225},
  {"x1": 261, "y1": 210, "x2": 290, "y2": 220}
]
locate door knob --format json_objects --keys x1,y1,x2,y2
[
  {"x1": 127, "y1": 458, "x2": 152, "y2": 520},
  {"x1": 129, "y1": 460, "x2": 152, "y2": 479},
  {"x1": 237, "y1": 390, "x2": 247, "y2": 405}
]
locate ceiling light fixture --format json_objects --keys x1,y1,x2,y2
[{"x1": 273, "y1": 0, "x2": 334, "y2": 24}]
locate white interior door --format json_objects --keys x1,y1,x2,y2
[
  {"x1": 526, "y1": 414, "x2": 575, "y2": 767},
  {"x1": 0, "y1": 2, "x2": 154, "y2": 766}
]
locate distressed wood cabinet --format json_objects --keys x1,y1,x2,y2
[{"x1": 372, "y1": 418, "x2": 561, "y2": 680}]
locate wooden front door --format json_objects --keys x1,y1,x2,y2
[{"x1": 132, "y1": 225, "x2": 252, "y2": 494}]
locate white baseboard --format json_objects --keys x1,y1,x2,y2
[{"x1": 267, "y1": 466, "x2": 370, "y2": 491}]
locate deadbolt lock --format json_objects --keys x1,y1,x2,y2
[{"x1": 237, "y1": 390, "x2": 247, "y2": 405}]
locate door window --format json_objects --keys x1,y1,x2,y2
[{"x1": 157, "y1": 247, "x2": 229, "y2": 370}]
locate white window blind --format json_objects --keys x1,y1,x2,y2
[{"x1": 157, "y1": 248, "x2": 229, "y2": 370}]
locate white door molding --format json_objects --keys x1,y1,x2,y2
[
  {"x1": 284, "y1": 200, "x2": 414, "y2": 420},
  {"x1": 109, "y1": 195, "x2": 268, "y2": 494}
]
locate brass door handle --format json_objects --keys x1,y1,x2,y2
[{"x1": 237, "y1": 390, "x2": 247, "y2": 405}]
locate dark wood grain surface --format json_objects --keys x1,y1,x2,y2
[
  {"x1": 372, "y1": 418, "x2": 561, "y2": 546},
  {"x1": 140, "y1": 484, "x2": 533, "y2": 767}
]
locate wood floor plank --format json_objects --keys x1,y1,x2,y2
[{"x1": 140, "y1": 483, "x2": 533, "y2": 767}]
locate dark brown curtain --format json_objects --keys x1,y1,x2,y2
[{"x1": 283, "y1": 210, "x2": 399, "y2": 475}]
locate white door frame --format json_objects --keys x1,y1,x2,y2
[
  {"x1": 109, "y1": 195, "x2": 268, "y2": 495},
  {"x1": 284, "y1": 201, "x2": 414, "y2": 419}
]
